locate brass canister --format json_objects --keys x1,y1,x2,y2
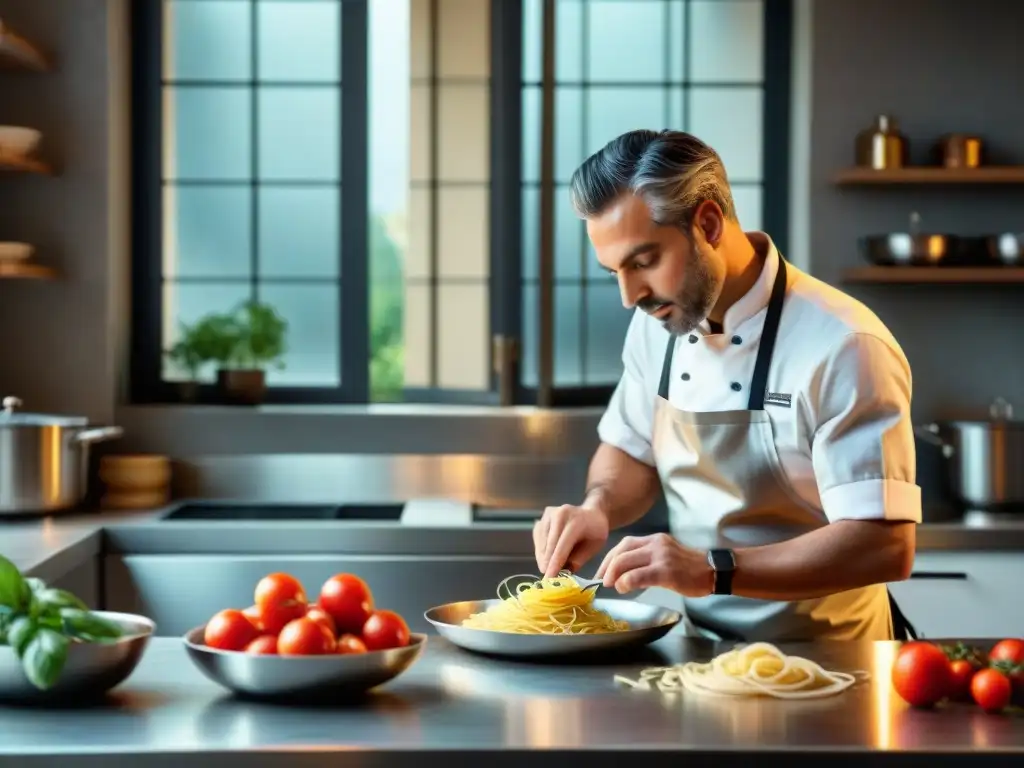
[
  {"x1": 937, "y1": 134, "x2": 983, "y2": 169},
  {"x1": 855, "y1": 115, "x2": 907, "y2": 170}
]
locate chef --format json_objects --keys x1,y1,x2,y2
[{"x1": 534, "y1": 129, "x2": 921, "y2": 642}]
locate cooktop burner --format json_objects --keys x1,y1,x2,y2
[{"x1": 161, "y1": 502, "x2": 405, "y2": 521}]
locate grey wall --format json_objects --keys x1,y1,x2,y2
[
  {"x1": 0, "y1": 0, "x2": 129, "y2": 426},
  {"x1": 807, "y1": 0, "x2": 1024, "y2": 421},
  {"x1": 1, "y1": 0, "x2": 1022, "y2": 476}
]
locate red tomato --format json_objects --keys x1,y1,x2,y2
[
  {"x1": 277, "y1": 617, "x2": 336, "y2": 656},
  {"x1": 891, "y1": 641, "x2": 953, "y2": 708},
  {"x1": 318, "y1": 574, "x2": 374, "y2": 634},
  {"x1": 242, "y1": 604, "x2": 263, "y2": 631},
  {"x1": 245, "y1": 635, "x2": 278, "y2": 655},
  {"x1": 948, "y1": 659, "x2": 977, "y2": 700},
  {"x1": 254, "y1": 572, "x2": 307, "y2": 610},
  {"x1": 989, "y1": 639, "x2": 1024, "y2": 666},
  {"x1": 257, "y1": 599, "x2": 308, "y2": 635},
  {"x1": 361, "y1": 609, "x2": 410, "y2": 651},
  {"x1": 971, "y1": 668, "x2": 1012, "y2": 713},
  {"x1": 336, "y1": 633, "x2": 367, "y2": 655},
  {"x1": 204, "y1": 609, "x2": 260, "y2": 651},
  {"x1": 306, "y1": 606, "x2": 336, "y2": 637}
]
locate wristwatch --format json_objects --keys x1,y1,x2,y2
[{"x1": 706, "y1": 548, "x2": 737, "y2": 596}]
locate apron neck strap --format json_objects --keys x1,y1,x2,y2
[{"x1": 655, "y1": 256, "x2": 789, "y2": 409}]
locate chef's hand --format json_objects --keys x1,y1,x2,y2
[
  {"x1": 534, "y1": 504, "x2": 610, "y2": 578},
  {"x1": 595, "y1": 533, "x2": 714, "y2": 597}
]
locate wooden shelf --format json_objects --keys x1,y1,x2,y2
[
  {"x1": 834, "y1": 167, "x2": 1024, "y2": 185},
  {"x1": 0, "y1": 22, "x2": 50, "y2": 72},
  {"x1": 843, "y1": 267, "x2": 1024, "y2": 284},
  {"x1": 0, "y1": 262, "x2": 57, "y2": 280},
  {"x1": 0, "y1": 155, "x2": 52, "y2": 175}
]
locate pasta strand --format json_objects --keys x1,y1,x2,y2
[
  {"x1": 461, "y1": 571, "x2": 630, "y2": 635},
  {"x1": 614, "y1": 642, "x2": 868, "y2": 699}
]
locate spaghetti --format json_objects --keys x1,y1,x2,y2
[
  {"x1": 461, "y1": 571, "x2": 630, "y2": 635},
  {"x1": 614, "y1": 642, "x2": 866, "y2": 699}
]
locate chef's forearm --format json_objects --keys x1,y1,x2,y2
[
  {"x1": 581, "y1": 443, "x2": 661, "y2": 530},
  {"x1": 729, "y1": 520, "x2": 916, "y2": 601}
]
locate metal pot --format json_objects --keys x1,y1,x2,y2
[
  {"x1": 915, "y1": 397, "x2": 1024, "y2": 512},
  {"x1": 0, "y1": 396, "x2": 124, "y2": 515}
]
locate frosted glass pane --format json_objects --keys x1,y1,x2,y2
[
  {"x1": 584, "y1": 282, "x2": 630, "y2": 384},
  {"x1": 257, "y1": 1, "x2": 341, "y2": 82},
  {"x1": 556, "y1": 0, "x2": 583, "y2": 82},
  {"x1": 689, "y1": 0, "x2": 764, "y2": 83},
  {"x1": 258, "y1": 187, "x2": 340, "y2": 278},
  {"x1": 258, "y1": 87, "x2": 341, "y2": 180},
  {"x1": 587, "y1": 87, "x2": 666, "y2": 156},
  {"x1": 403, "y1": 284, "x2": 432, "y2": 387},
  {"x1": 164, "y1": 186, "x2": 251, "y2": 278},
  {"x1": 520, "y1": 186, "x2": 585, "y2": 281},
  {"x1": 687, "y1": 87, "x2": 763, "y2": 182},
  {"x1": 438, "y1": 187, "x2": 489, "y2": 279},
  {"x1": 166, "y1": 0, "x2": 251, "y2": 81},
  {"x1": 260, "y1": 283, "x2": 340, "y2": 386},
  {"x1": 437, "y1": 283, "x2": 490, "y2": 389},
  {"x1": 522, "y1": 87, "x2": 583, "y2": 183},
  {"x1": 165, "y1": 87, "x2": 252, "y2": 180},
  {"x1": 438, "y1": 0, "x2": 489, "y2": 78},
  {"x1": 587, "y1": 1, "x2": 666, "y2": 82},
  {"x1": 438, "y1": 85, "x2": 489, "y2": 182},
  {"x1": 521, "y1": 283, "x2": 583, "y2": 387},
  {"x1": 731, "y1": 184, "x2": 762, "y2": 231},
  {"x1": 162, "y1": 282, "x2": 251, "y2": 381},
  {"x1": 522, "y1": 0, "x2": 542, "y2": 82}
]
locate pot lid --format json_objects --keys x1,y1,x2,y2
[{"x1": 0, "y1": 396, "x2": 90, "y2": 427}]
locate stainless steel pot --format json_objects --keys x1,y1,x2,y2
[
  {"x1": 0, "y1": 395, "x2": 124, "y2": 515},
  {"x1": 915, "y1": 397, "x2": 1024, "y2": 512}
]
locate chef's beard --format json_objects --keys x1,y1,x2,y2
[{"x1": 638, "y1": 242, "x2": 721, "y2": 335}]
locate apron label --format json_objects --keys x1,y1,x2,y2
[{"x1": 764, "y1": 391, "x2": 792, "y2": 408}]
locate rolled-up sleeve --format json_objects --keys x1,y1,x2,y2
[
  {"x1": 597, "y1": 310, "x2": 657, "y2": 466},
  {"x1": 809, "y1": 332, "x2": 922, "y2": 523}
]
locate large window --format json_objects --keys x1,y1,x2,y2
[{"x1": 131, "y1": 0, "x2": 791, "y2": 407}]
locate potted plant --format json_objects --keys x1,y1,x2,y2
[
  {"x1": 215, "y1": 299, "x2": 288, "y2": 406},
  {"x1": 163, "y1": 317, "x2": 236, "y2": 402}
]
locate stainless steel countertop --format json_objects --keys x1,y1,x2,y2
[
  {"x1": 1, "y1": 633, "x2": 1021, "y2": 767},
  {"x1": 7, "y1": 505, "x2": 1024, "y2": 585}
]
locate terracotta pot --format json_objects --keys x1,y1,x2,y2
[{"x1": 216, "y1": 368, "x2": 266, "y2": 406}]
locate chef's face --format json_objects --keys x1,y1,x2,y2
[{"x1": 587, "y1": 193, "x2": 725, "y2": 335}]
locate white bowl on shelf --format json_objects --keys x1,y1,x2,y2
[
  {"x1": 0, "y1": 243, "x2": 34, "y2": 262},
  {"x1": 0, "y1": 126, "x2": 41, "y2": 157}
]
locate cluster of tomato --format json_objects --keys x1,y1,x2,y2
[
  {"x1": 202, "y1": 571, "x2": 411, "y2": 656},
  {"x1": 891, "y1": 638, "x2": 1024, "y2": 713}
]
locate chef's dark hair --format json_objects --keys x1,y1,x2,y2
[{"x1": 569, "y1": 129, "x2": 737, "y2": 229}]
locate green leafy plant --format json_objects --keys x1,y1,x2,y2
[
  {"x1": 230, "y1": 299, "x2": 288, "y2": 371},
  {"x1": 0, "y1": 554, "x2": 123, "y2": 691}
]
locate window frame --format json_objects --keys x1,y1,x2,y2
[
  {"x1": 129, "y1": 0, "x2": 792, "y2": 408},
  {"x1": 129, "y1": 0, "x2": 370, "y2": 405}
]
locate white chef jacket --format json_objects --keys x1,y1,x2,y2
[{"x1": 598, "y1": 232, "x2": 923, "y2": 525}]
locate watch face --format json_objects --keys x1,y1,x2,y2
[{"x1": 708, "y1": 549, "x2": 736, "y2": 571}]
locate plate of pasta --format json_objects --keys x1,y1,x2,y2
[{"x1": 423, "y1": 571, "x2": 681, "y2": 657}]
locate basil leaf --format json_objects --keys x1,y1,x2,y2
[
  {"x1": 0, "y1": 610, "x2": 14, "y2": 644},
  {"x1": 0, "y1": 555, "x2": 29, "y2": 613},
  {"x1": 8, "y1": 616, "x2": 38, "y2": 657},
  {"x1": 21, "y1": 628, "x2": 69, "y2": 691},
  {"x1": 33, "y1": 588, "x2": 88, "y2": 615},
  {"x1": 25, "y1": 577, "x2": 46, "y2": 594},
  {"x1": 60, "y1": 609, "x2": 123, "y2": 642}
]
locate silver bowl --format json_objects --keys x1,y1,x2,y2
[
  {"x1": 182, "y1": 626, "x2": 427, "y2": 699},
  {"x1": 0, "y1": 610, "x2": 155, "y2": 703},
  {"x1": 424, "y1": 598, "x2": 681, "y2": 658}
]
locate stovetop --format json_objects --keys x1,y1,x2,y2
[{"x1": 160, "y1": 502, "x2": 405, "y2": 521}]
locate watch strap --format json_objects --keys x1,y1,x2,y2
[{"x1": 707, "y1": 548, "x2": 737, "y2": 596}]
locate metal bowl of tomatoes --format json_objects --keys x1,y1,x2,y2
[{"x1": 181, "y1": 571, "x2": 426, "y2": 700}]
